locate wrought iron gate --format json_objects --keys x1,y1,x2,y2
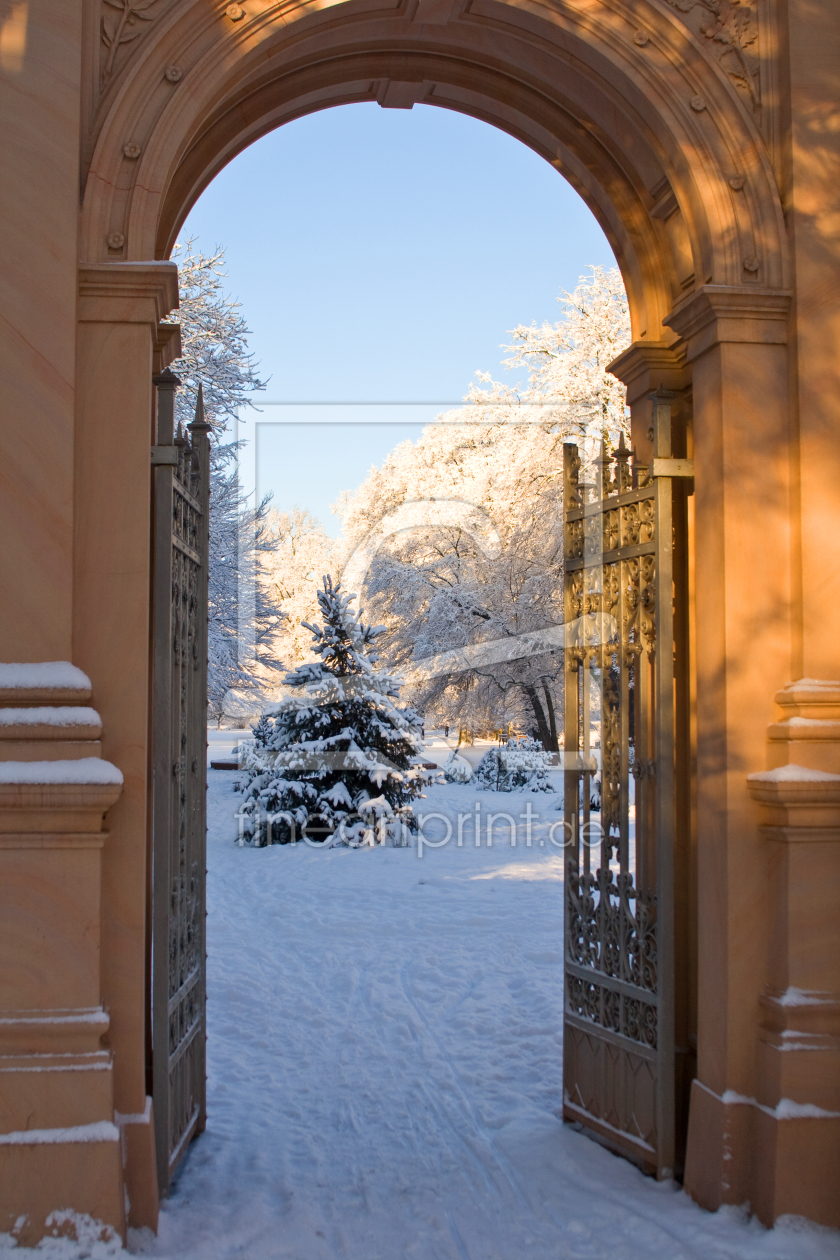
[
  {"x1": 562, "y1": 393, "x2": 691, "y2": 1179},
  {"x1": 150, "y1": 370, "x2": 210, "y2": 1193}
]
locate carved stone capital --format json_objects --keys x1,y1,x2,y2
[
  {"x1": 78, "y1": 262, "x2": 179, "y2": 327},
  {"x1": 607, "y1": 340, "x2": 688, "y2": 405},
  {"x1": 664, "y1": 286, "x2": 791, "y2": 361}
]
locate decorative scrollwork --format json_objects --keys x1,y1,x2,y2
[
  {"x1": 566, "y1": 972, "x2": 658, "y2": 1049},
  {"x1": 621, "y1": 501, "x2": 641, "y2": 546},
  {"x1": 566, "y1": 517, "x2": 584, "y2": 561},
  {"x1": 639, "y1": 554, "x2": 656, "y2": 654},
  {"x1": 566, "y1": 865, "x2": 657, "y2": 991},
  {"x1": 567, "y1": 568, "x2": 584, "y2": 619},
  {"x1": 601, "y1": 659, "x2": 621, "y2": 838},
  {"x1": 603, "y1": 507, "x2": 620, "y2": 552}
]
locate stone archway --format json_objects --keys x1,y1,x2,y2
[{"x1": 3, "y1": 0, "x2": 839, "y2": 1246}]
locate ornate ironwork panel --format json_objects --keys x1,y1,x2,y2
[
  {"x1": 562, "y1": 394, "x2": 687, "y2": 1179},
  {"x1": 151, "y1": 372, "x2": 211, "y2": 1193}
]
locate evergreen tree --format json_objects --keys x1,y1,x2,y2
[{"x1": 237, "y1": 577, "x2": 423, "y2": 847}]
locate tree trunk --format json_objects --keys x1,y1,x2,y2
[
  {"x1": 542, "y1": 683, "x2": 559, "y2": 752},
  {"x1": 524, "y1": 684, "x2": 553, "y2": 750}
]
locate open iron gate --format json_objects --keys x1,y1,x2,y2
[
  {"x1": 150, "y1": 371, "x2": 211, "y2": 1193},
  {"x1": 562, "y1": 393, "x2": 692, "y2": 1179}
]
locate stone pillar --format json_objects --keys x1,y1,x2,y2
[
  {"x1": 663, "y1": 288, "x2": 798, "y2": 1221},
  {"x1": 0, "y1": 1, "x2": 83, "y2": 660},
  {"x1": 784, "y1": 1, "x2": 840, "y2": 680},
  {"x1": 745, "y1": 682, "x2": 840, "y2": 1227},
  {"x1": 75, "y1": 262, "x2": 180, "y2": 1231}
]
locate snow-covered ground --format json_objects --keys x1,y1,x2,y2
[
  {"x1": 143, "y1": 773, "x2": 837, "y2": 1260},
  {"x1": 5, "y1": 771, "x2": 838, "y2": 1258}
]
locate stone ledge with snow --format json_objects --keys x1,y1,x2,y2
[
  {"x1": 0, "y1": 707, "x2": 101, "y2": 729},
  {"x1": 0, "y1": 662, "x2": 92, "y2": 695},
  {"x1": 0, "y1": 758, "x2": 123, "y2": 785}
]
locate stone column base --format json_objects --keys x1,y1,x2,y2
[
  {"x1": 0, "y1": 1137, "x2": 124, "y2": 1247},
  {"x1": 685, "y1": 1078, "x2": 840, "y2": 1228},
  {"x1": 117, "y1": 1097, "x2": 160, "y2": 1231}
]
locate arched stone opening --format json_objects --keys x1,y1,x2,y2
[
  {"x1": 6, "y1": 0, "x2": 840, "y2": 1248},
  {"x1": 79, "y1": 0, "x2": 788, "y2": 334},
  {"x1": 71, "y1": 0, "x2": 802, "y2": 1238}
]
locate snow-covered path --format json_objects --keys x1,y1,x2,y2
[{"x1": 132, "y1": 772, "x2": 839, "y2": 1260}]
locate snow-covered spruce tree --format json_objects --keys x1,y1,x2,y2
[
  {"x1": 237, "y1": 577, "x2": 424, "y2": 847},
  {"x1": 164, "y1": 241, "x2": 282, "y2": 719}
]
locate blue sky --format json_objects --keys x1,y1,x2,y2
[{"x1": 181, "y1": 103, "x2": 615, "y2": 534}]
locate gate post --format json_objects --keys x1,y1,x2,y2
[
  {"x1": 75, "y1": 262, "x2": 180, "y2": 1230},
  {"x1": 663, "y1": 287, "x2": 796, "y2": 1221}
]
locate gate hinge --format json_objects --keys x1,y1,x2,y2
[
  {"x1": 651, "y1": 457, "x2": 694, "y2": 478},
  {"x1": 151, "y1": 445, "x2": 179, "y2": 466}
]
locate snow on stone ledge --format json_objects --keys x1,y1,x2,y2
[
  {"x1": 719, "y1": 1088, "x2": 840, "y2": 1119},
  {"x1": 774, "y1": 1098, "x2": 840, "y2": 1120},
  {"x1": 0, "y1": 758, "x2": 123, "y2": 785},
  {"x1": 0, "y1": 661, "x2": 92, "y2": 691},
  {"x1": 774, "y1": 715, "x2": 840, "y2": 727},
  {"x1": 0, "y1": 1120, "x2": 119, "y2": 1145},
  {"x1": 748, "y1": 763, "x2": 840, "y2": 783},
  {"x1": 776, "y1": 986, "x2": 836, "y2": 1007},
  {"x1": 0, "y1": 706, "x2": 101, "y2": 727}
]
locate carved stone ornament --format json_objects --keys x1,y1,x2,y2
[
  {"x1": 101, "y1": 0, "x2": 159, "y2": 85},
  {"x1": 729, "y1": 174, "x2": 745, "y2": 190},
  {"x1": 164, "y1": 64, "x2": 183, "y2": 82},
  {"x1": 743, "y1": 255, "x2": 760, "y2": 272},
  {"x1": 633, "y1": 29, "x2": 650, "y2": 46},
  {"x1": 226, "y1": 3, "x2": 246, "y2": 19},
  {"x1": 690, "y1": 94, "x2": 707, "y2": 111},
  {"x1": 107, "y1": 231, "x2": 126, "y2": 250},
  {"x1": 664, "y1": 0, "x2": 760, "y2": 108},
  {"x1": 123, "y1": 141, "x2": 142, "y2": 159}
]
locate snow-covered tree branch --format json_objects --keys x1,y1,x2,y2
[
  {"x1": 165, "y1": 240, "x2": 282, "y2": 719},
  {"x1": 334, "y1": 267, "x2": 630, "y2": 743}
]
